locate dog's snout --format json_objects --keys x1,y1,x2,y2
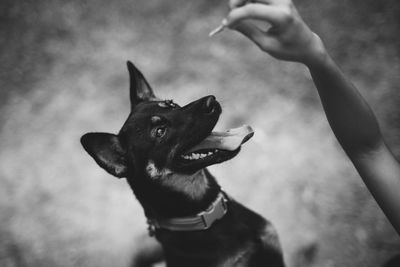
[
  {"x1": 204, "y1": 95, "x2": 216, "y2": 114},
  {"x1": 180, "y1": 95, "x2": 220, "y2": 116}
]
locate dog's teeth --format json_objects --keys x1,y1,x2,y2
[
  {"x1": 182, "y1": 151, "x2": 216, "y2": 161},
  {"x1": 182, "y1": 154, "x2": 192, "y2": 160}
]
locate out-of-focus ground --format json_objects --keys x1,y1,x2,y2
[{"x1": 0, "y1": 0, "x2": 399, "y2": 266}]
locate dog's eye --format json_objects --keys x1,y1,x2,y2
[{"x1": 155, "y1": 126, "x2": 167, "y2": 138}]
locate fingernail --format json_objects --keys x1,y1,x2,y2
[{"x1": 209, "y1": 19, "x2": 228, "y2": 37}]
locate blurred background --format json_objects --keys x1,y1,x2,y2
[{"x1": 0, "y1": 0, "x2": 399, "y2": 266}]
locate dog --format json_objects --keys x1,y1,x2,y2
[{"x1": 81, "y1": 61, "x2": 285, "y2": 267}]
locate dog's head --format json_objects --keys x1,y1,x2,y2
[{"x1": 81, "y1": 62, "x2": 253, "y2": 204}]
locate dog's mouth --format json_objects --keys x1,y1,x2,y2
[{"x1": 174, "y1": 125, "x2": 254, "y2": 173}]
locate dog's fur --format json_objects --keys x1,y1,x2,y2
[{"x1": 81, "y1": 62, "x2": 285, "y2": 267}]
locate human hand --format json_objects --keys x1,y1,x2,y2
[{"x1": 212, "y1": 0, "x2": 328, "y2": 66}]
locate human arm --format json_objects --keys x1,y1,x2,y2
[
  {"x1": 309, "y1": 52, "x2": 400, "y2": 235},
  {"x1": 222, "y1": 0, "x2": 400, "y2": 234}
]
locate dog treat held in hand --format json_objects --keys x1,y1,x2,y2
[{"x1": 209, "y1": 19, "x2": 227, "y2": 37}]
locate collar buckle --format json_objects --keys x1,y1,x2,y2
[{"x1": 200, "y1": 194, "x2": 227, "y2": 229}]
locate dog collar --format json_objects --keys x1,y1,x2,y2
[{"x1": 147, "y1": 191, "x2": 228, "y2": 234}]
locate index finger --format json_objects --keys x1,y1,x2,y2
[
  {"x1": 229, "y1": 0, "x2": 277, "y2": 8},
  {"x1": 226, "y1": 3, "x2": 284, "y2": 27},
  {"x1": 229, "y1": 0, "x2": 248, "y2": 9}
]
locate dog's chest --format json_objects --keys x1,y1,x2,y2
[
  {"x1": 161, "y1": 231, "x2": 261, "y2": 267},
  {"x1": 160, "y1": 201, "x2": 279, "y2": 267},
  {"x1": 216, "y1": 243, "x2": 255, "y2": 267}
]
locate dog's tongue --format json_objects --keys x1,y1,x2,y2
[{"x1": 187, "y1": 125, "x2": 254, "y2": 152}]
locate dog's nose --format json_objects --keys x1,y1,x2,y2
[{"x1": 204, "y1": 95, "x2": 216, "y2": 114}]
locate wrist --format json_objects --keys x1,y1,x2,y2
[{"x1": 302, "y1": 33, "x2": 331, "y2": 69}]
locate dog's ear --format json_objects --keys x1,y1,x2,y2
[
  {"x1": 127, "y1": 61, "x2": 157, "y2": 108},
  {"x1": 81, "y1": 133, "x2": 128, "y2": 178}
]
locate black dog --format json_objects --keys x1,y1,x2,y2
[{"x1": 81, "y1": 62, "x2": 285, "y2": 267}]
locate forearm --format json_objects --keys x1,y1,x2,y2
[
  {"x1": 306, "y1": 45, "x2": 400, "y2": 234},
  {"x1": 306, "y1": 50, "x2": 383, "y2": 157},
  {"x1": 355, "y1": 145, "x2": 400, "y2": 235}
]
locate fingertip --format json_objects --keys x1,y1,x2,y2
[
  {"x1": 225, "y1": 5, "x2": 251, "y2": 28},
  {"x1": 225, "y1": 10, "x2": 239, "y2": 28},
  {"x1": 221, "y1": 18, "x2": 228, "y2": 28},
  {"x1": 229, "y1": 0, "x2": 247, "y2": 9}
]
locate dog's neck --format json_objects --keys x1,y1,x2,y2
[
  {"x1": 128, "y1": 166, "x2": 221, "y2": 218},
  {"x1": 146, "y1": 161, "x2": 210, "y2": 200}
]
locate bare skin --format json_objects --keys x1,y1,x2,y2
[{"x1": 220, "y1": 0, "x2": 400, "y2": 235}]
